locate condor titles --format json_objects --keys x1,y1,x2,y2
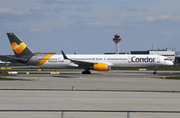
[{"x1": 131, "y1": 56, "x2": 156, "y2": 63}]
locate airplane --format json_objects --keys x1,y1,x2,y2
[
  {"x1": 6, "y1": 33, "x2": 174, "y2": 74},
  {"x1": 0, "y1": 60, "x2": 10, "y2": 64}
]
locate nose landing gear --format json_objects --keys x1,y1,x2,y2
[{"x1": 153, "y1": 67, "x2": 157, "y2": 74}]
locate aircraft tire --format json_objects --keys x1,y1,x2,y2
[{"x1": 82, "y1": 71, "x2": 91, "y2": 74}]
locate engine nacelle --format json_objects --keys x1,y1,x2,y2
[{"x1": 93, "y1": 63, "x2": 111, "y2": 71}]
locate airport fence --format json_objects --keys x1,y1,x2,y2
[{"x1": 0, "y1": 110, "x2": 180, "y2": 118}]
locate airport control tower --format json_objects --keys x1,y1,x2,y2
[{"x1": 113, "y1": 34, "x2": 122, "y2": 54}]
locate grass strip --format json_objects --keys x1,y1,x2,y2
[
  {"x1": 165, "y1": 76, "x2": 180, "y2": 80},
  {"x1": 0, "y1": 77, "x2": 29, "y2": 81}
]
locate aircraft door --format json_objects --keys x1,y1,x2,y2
[
  {"x1": 32, "y1": 56, "x2": 36, "y2": 62},
  {"x1": 58, "y1": 57, "x2": 64, "y2": 62},
  {"x1": 157, "y1": 57, "x2": 160, "y2": 63},
  {"x1": 128, "y1": 56, "x2": 132, "y2": 63}
]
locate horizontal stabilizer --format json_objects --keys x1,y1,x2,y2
[{"x1": 7, "y1": 56, "x2": 27, "y2": 61}]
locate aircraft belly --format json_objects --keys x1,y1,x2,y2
[{"x1": 112, "y1": 62, "x2": 157, "y2": 67}]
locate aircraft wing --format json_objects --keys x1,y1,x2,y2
[
  {"x1": 70, "y1": 59, "x2": 95, "y2": 67},
  {"x1": 61, "y1": 51, "x2": 95, "y2": 67}
]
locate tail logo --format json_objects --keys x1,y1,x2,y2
[{"x1": 11, "y1": 42, "x2": 27, "y2": 54}]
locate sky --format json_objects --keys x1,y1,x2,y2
[{"x1": 0, "y1": 0, "x2": 180, "y2": 55}]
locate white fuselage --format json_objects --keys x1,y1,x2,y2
[{"x1": 29, "y1": 54, "x2": 173, "y2": 68}]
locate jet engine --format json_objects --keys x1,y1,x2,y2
[{"x1": 93, "y1": 63, "x2": 111, "y2": 71}]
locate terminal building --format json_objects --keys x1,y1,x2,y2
[
  {"x1": 175, "y1": 51, "x2": 180, "y2": 64},
  {"x1": 131, "y1": 48, "x2": 175, "y2": 61}
]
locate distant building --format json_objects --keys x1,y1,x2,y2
[
  {"x1": 130, "y1": 51, "x2": 149, "y2": 55},
  {"x1": 104, "y1": 52, "x2": 129, "y2": 55},
  {"x1": 175, "y1": 51, "x2": 180, "y2": 64},
  {"x1": 130, "y1": 48, "x2": 175, "y2": 61},
  {"x1": 149, "y1": 49, "x2": 175, "y2": 61}
]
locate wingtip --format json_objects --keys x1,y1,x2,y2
[
  {"x1": 7, "y1": 33, "x2": 15, "y2": 35},
  {"x1": 61, "y1": 50, "x2": 68, "y2": 59}
]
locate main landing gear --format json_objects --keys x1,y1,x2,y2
[
  {"x1": 82, "y1": 67, "x2": 91, "y2": 74},
  {"x1": 82, "y1": 71, "x2": 91, "y2": 74}
]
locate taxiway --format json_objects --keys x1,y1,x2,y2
[{"x1": 0, "y1": 70, "x2": 180, "y2": 118}]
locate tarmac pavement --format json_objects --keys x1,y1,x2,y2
[{"x1": 0, "y1": 70, "x2": 180, "y2": 118}]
